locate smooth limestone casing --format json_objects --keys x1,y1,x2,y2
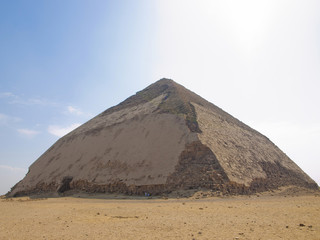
[
  {"x1": 10, "y1": 94, "x2": 197, "y2": 195},
  {"x1": 193, "y1": 102, "x2": 314, "y2": 186}
]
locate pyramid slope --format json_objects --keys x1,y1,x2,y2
[{"x1": 8, "y1": 79, "x2": 318, "y2": 197}]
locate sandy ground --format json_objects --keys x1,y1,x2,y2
[{"x1": 1, "y1": 189, "x2": 319, "y2": 240}]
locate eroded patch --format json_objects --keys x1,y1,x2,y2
[{"x1": 166, "y1": 141, "x2": 229, "y2": 189}]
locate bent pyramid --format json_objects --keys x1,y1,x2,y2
[{"x1": 8, "y1": 79, "x2": 318, "y2": 197}]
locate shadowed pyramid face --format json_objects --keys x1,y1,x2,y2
[{"x1": 7, "y1": 79, "x2": 318, "y2": 197}]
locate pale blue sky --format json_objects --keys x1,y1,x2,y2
[{"x1": 1, "y1": 0, "x2": 320, "y2": 194}]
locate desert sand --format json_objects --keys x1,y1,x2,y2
[{"x1": 1, "y1": 187, "x2": 319, "y2": 240}]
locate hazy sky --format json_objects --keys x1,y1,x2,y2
[{"x1": 0, "y1": 0, "x2": 319, "y2": 195}]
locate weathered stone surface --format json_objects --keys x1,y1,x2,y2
[
  {"x1": 166, "y1": 141, "x2": 229, "y2": 189},
  {"x1": 7, "y1": 79, "x2": 318, "y2": 197}
]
